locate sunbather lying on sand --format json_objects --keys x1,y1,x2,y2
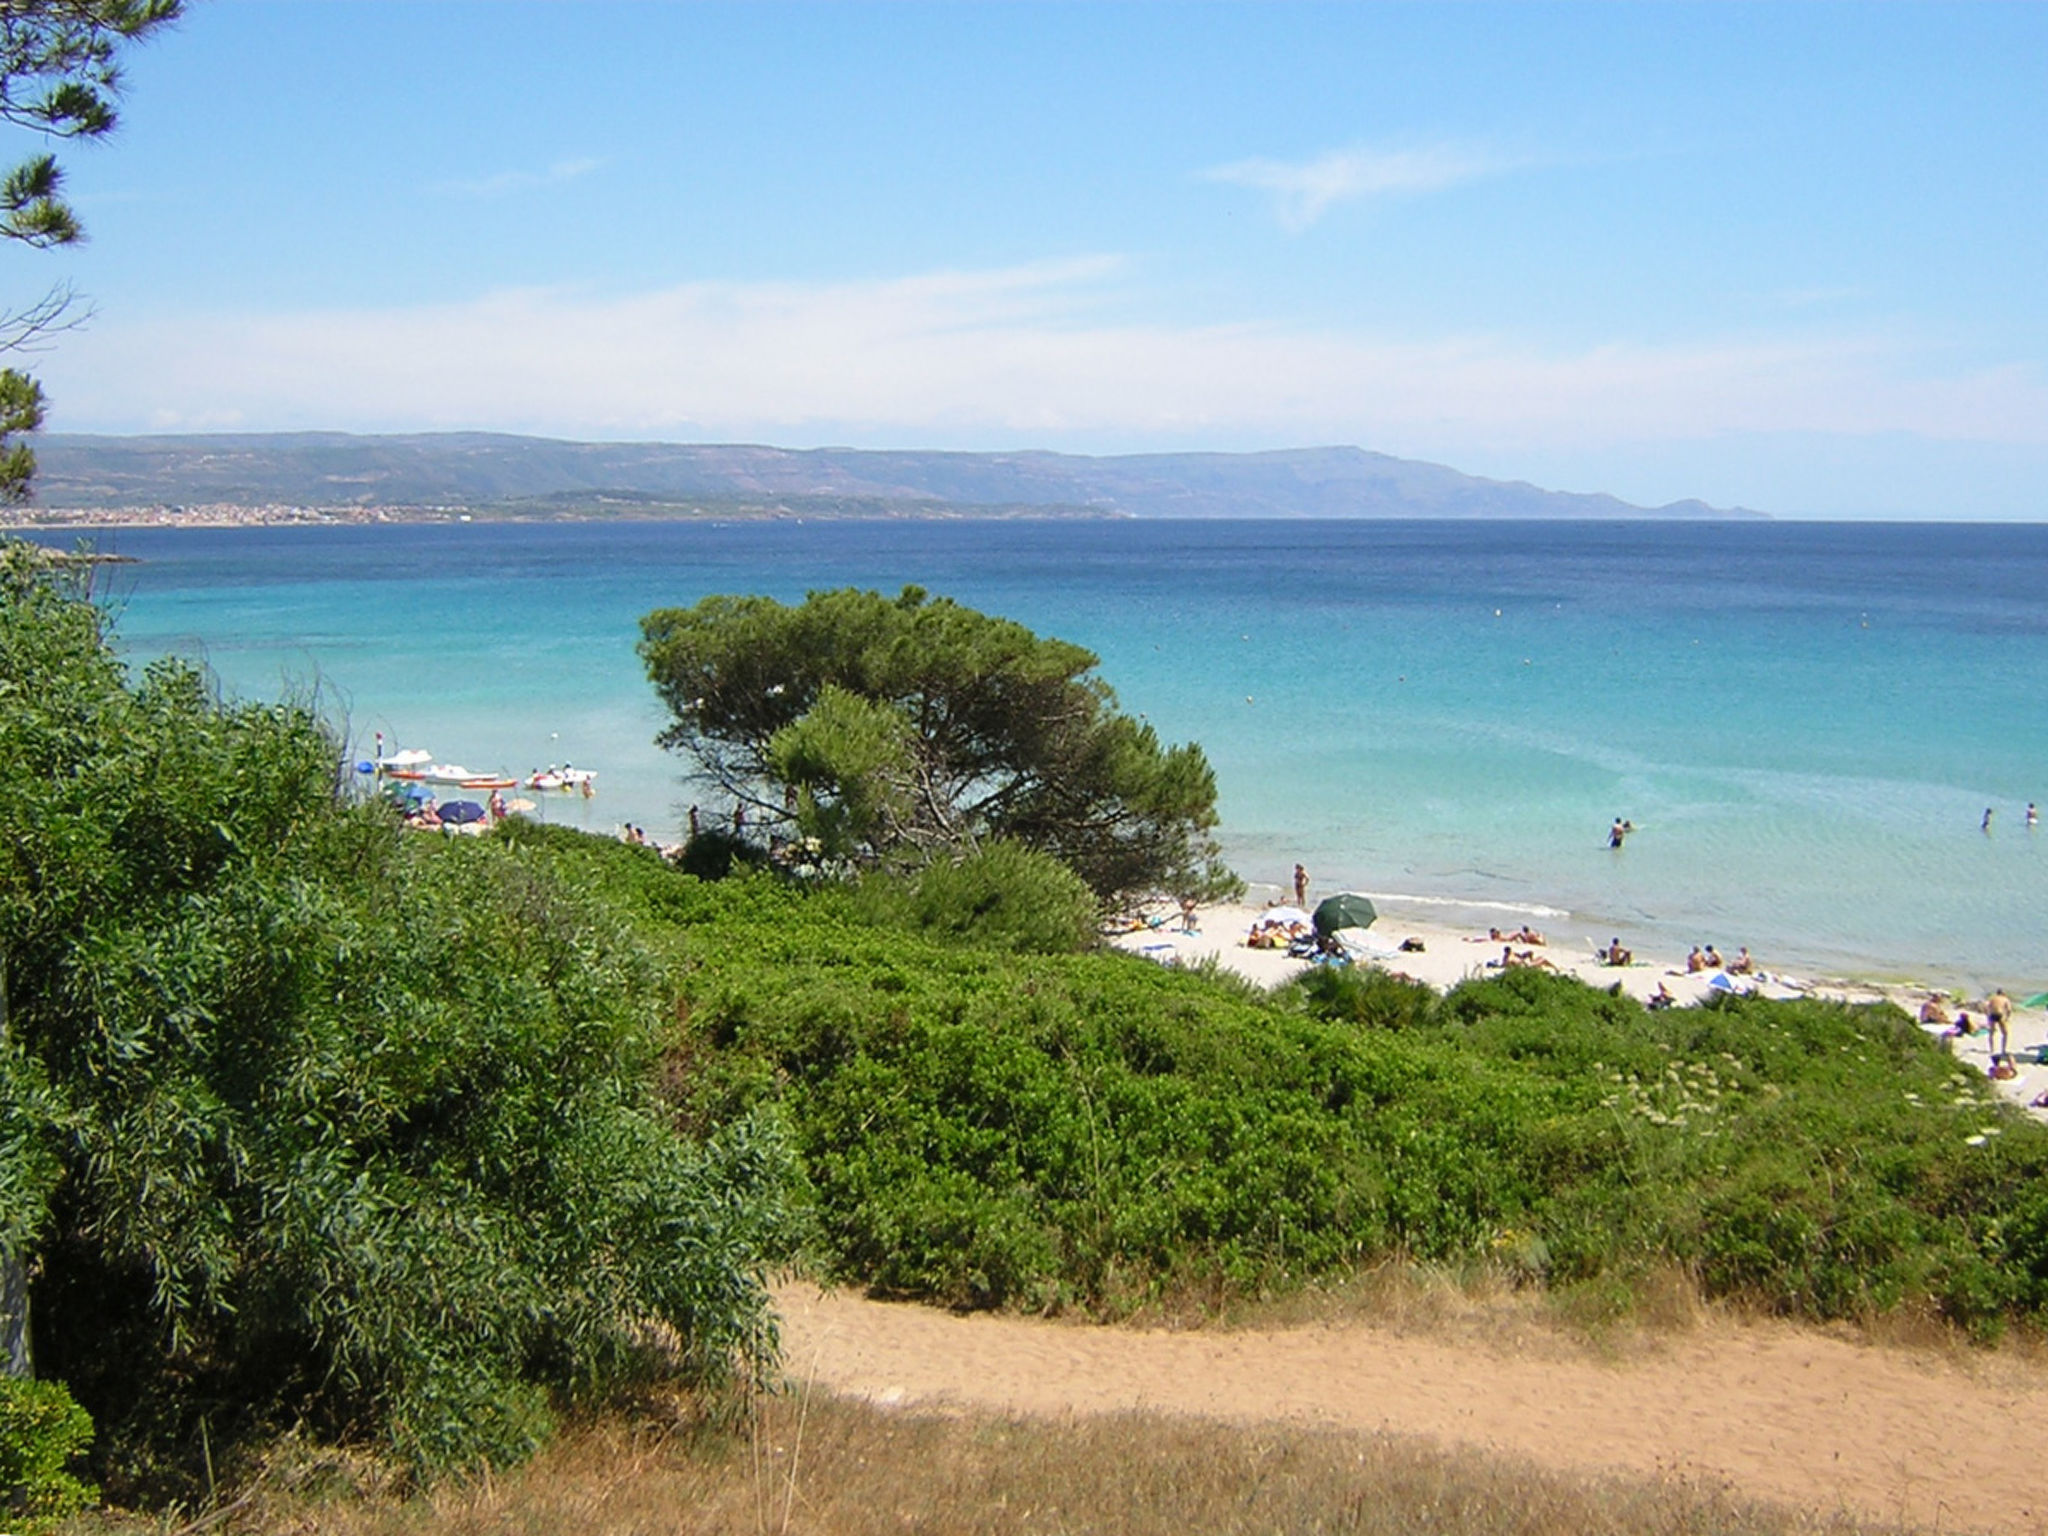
[{"x1": 1245, "y1": 919, "x2": 1309, "y2": 950}]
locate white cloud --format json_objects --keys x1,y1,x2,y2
[
  {"x1": 1204, "y1": 143, "x2": 1504, "y2": 231},
  {"x1": 39, "y1": 260, "x2": 2048, "y2": 463},
  {"x1": 430, "y1": 157, "x2": 603, "y2": 199}
]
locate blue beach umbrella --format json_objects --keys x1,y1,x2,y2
[{"x1": 439, "y1": 800, "x2": 487, "y2": 825}]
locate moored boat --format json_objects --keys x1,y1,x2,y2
[{"x1": 527, "y1": 765, "x2": 597, "y2": 792}]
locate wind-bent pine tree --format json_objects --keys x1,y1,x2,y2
[
  {"x1": 640, "y1": 584, "x2": 1240, "y2": 907},
  {"x1": 0, "y1": 0, "x2": 181, "y2": 501}
]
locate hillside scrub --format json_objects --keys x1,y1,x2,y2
[
  {"x1": 522, "y1": 834, "x2": 2048, "y2": 1333},
  {"x1": 0, "y1": 546, "x2": 798, "y2": 1494}
]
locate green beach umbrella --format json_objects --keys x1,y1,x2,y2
[
  {"x1": 1313, "y1": 893, "x2": 1378, "y2": 936},
  {"x1": 2022, "y1": 992, "x2": 2048, "y2": 1010}
]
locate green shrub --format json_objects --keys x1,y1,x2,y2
[
  {"x1": 619, "y1": 863, "x2": 2048, "y2": 1331},
  {"x1": 0, "y1": 1378, "x2": 97, "y2": 1533},
  {"x1": 1295, "y1": 963, "x2": 1440, "y2": 1030},
  {"x1": 854, "y1": 840, "x2": 1099, "y2": 955},
  {"x1": 0, "y1": 548, "x2": 800, "y2": 1493}
]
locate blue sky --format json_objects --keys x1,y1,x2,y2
[{"x1": 7, "y1": 1, "x2": 2045, "y2": 517}]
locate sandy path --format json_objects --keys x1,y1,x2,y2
[{"x1": 777, "y1": 1283, "x2": 2048, "y2": 1535}]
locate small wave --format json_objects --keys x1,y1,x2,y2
[{"x1": 1353, "y1": 890, "x2": 1571, "y2": 920}]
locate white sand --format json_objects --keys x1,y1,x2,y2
[{"x1": 1110, "y1": 894, "x2": 2048, "y2": 1117}]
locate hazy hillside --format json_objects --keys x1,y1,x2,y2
[{"x1": 30, "y1": 433, "x2": 1766, "y2": 520}]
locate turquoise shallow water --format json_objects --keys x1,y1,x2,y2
[{"x1": 31, "y1": 518, "x2": 2048, "y2": 991}]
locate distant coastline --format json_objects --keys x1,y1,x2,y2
[
  {"x1": 24, "y1": 431, "x2": 1769, "y2": 522},
  {"x1": 2, "y1": 498, "x2": 1123, "y2": 530}
]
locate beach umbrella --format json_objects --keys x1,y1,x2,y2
[
  {"x1": 1312, "y1": 893, "x2": 1378, "y2": 936},
  {"x1": 1253, "y1": 905, "x2": 1313, "y2": 927},
  {"x1": 505, "y1": 797, "x2": 538, "y2": 813},
  {"x1": 439, "y1": 799, "x2": 487, "y2": 825},
  {"x1": 2023, "y1": 992, "x2": 2048, "y2": 1010}
]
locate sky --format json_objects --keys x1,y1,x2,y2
[{"x1": 6, "y1": 0, "x2": 2045, "y2": 519}]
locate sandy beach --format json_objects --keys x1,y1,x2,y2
[{"x1": 1112, "y1": 888, "x2": 2048, "y2": 1119}]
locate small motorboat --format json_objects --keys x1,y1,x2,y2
[
  {"x1": 527, "y1": 765, "x2": 597, "y2": 792},
  {"x1": 398, "y1": 763, "x2": 491, "y2": 786}
]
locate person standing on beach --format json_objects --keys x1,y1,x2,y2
[
  {"x1": 1988, "y1": 988, "x2": 2014, "y2": 1060},
  {"x1": 1293, "y1": 863, "x2": 1309, "y2": 907}
]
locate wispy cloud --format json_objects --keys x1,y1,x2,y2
[
  {"x1": 1204, "y1": 143, "x2": 1505, "y2": 231},
  {"x1": 431, "y1": 157, "x2": 603, "y2": 199},
  {"x1": 41, "y1": 260, "x2": 2048, "y2": 462}
]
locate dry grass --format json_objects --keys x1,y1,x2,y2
[
  {"x1": 1123, "y1": 1254, "x2": 2048, "y2": 1381},
  {"x1": 87, "y1": 1391, "x2": 1917, "y2": 1536}
]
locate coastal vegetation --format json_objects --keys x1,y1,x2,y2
[
  {"x1": 539, "y1": 827, "x2": 2048, "y2": 1335},
  {"x1": 0, "y1": 546, "x2": 797, "y2": 1500},
  {"x1": 639, "y1": 584, "x2": 1239, "y2": 906}
]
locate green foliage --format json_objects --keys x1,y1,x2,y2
[
  {"x1": 0, "y1": 1377, "x2": 97, "y2": 1532},
  {"x1": 639, "y1": 585, "x2": 1239, "y2": 906},
  {"x1": 767, "y1": 681, "x2": 916, "y2": 860},
  {"x1": 0, "y1": 546, "x2": 798, "y2": 1491},
  {"x1": 0, "y1": 369, "x2": 43, "y2": 503},
  {"x1": 853, "y1": 840, "x2": 1099, "y2": 955},
  {"x1": 565, "y1": 853, "x2": 2048, "y2": 1331},
  {"x1": 1296, "y1": 963, "x2": 1441, "y2": 1031}
]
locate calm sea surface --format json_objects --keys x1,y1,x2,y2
[{"x1": 29, "y1": 518, "x2": 2048, "y2": 990}]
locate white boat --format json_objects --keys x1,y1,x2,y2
[
  {"x1": 373, "y1": 747, "x2": 434, "y2": 771},
  {"x1": 388, "y1": 762, "x2": 491, "y2": 786},
  {"x1": 527, "y1": 765, "x2": 597, "y2": 792}
]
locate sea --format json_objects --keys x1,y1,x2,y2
[{"x1": 23, "y1": 517, "x2": 2048, "y2": 992}]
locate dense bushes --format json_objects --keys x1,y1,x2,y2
[
  {"x1": 852, "y1": 840, "x2": 1099, "y2": 955},
  {"x1": 529, "y1": 836, "x2": 2048, "y2": 1333},
  {"x1": 0, "y1": 547, "x2": 798, "y2": 1492},
  {"x1": 0, "y1": 1378, "x2": 97, "y2": 1533}
]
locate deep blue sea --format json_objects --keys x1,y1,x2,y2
[{"x1": 30, "y1": 518, "x2": 2048, "y2": 990}]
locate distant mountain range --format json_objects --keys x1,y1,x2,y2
[{"x1": 27, "y1": 432, "x2": 1766, "y2": 520}]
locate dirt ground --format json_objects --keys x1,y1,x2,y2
[{"x1": 777, "y1": 1282, "x2": 2048, "y2": 1535}]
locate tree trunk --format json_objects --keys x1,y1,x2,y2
[{"x1": 0, "y1": 954, "x2": 28, "y2": 1378}]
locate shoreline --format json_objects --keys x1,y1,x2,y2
[{"x1": 1112, "y1": 890, "x2": 2048, "y2": 1118}]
